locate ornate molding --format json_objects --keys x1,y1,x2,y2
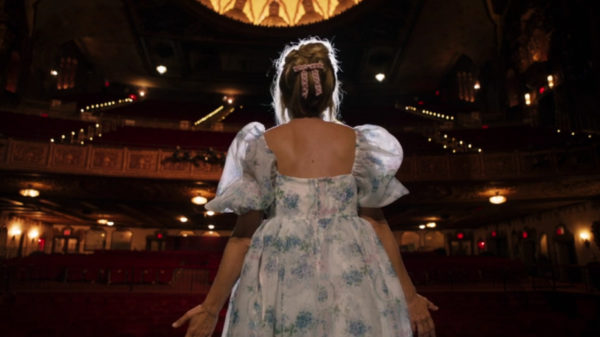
[
  {"x1": 0, "y1": 138, "x2": 222, "y2": 180},
  {"x1": 0, "y1": 138, "x2": 598, "y2": 181}
]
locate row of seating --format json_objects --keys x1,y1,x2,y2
[{"x1": 2, "y1": 290, "x2": 598, "y2": 337}]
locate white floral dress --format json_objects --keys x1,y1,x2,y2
[{"x1": 205, "y1": 122, "x2": 413, "y2": 337}]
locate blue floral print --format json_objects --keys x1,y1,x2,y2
[{"x1": 205, "y1": 122, "x2": 412, "y2": 337}]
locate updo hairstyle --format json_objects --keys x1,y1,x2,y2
[{"x1": 271, "y1": 38, "x2": 342, "y2": 125}]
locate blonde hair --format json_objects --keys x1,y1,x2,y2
[{"x1": 271, "y1": 37, "x2": 343, "y2": 125}]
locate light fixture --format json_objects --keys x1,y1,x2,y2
[
  {"x1": 580, "y1": 231, "x2": 591, "y2": 248},
  {"x1": 28, "y1": 228, "x2": 40, "y2": 239},
  {"x1": 139, "y1": 90, "x2": 146, "y2": 97},
  {"x1": 473, "y1": 81, "x2": 480, "y2": 90},
  {"x1": 20, "y1": 188, "x2": 40, "y2": 198},
  {"x1": 489, "y1": 192, "x2": 507, "y2": 205},
  {"x1": 206, "y1": 210, "x2": 215, "y2": 216},
  {"x1": 50, "y1": 69, "x2": 58, "y2": 76},
  {"x1": 107, "y1": 221, "x2": 114, "y2": 226},
  {"x1": 97, "y1": 219, "x2": 108, "y2": 225},
  {"x1": 9, "y1": 227, "x2": 22, "y2": 236},
  {"x1": 375, "y1": 73, "x2": 385, "y2": 82},
  {"x1": 156, "y1": 65, "x2": 167, "y2": 74},
  {"x1": 426, "y1": 222, "x2": 437, "y2": 228},
  {"x1": 191, "y1": 196, "x2": 208, "y2": 205},
  {"x1": 418, "y1": 224, "x2": 426, "y2": 229},
  {"x1": 524, "y1": 93, "x2": 531, "y2": 106},
  {"x1": 178, "y1": 216, "x2": 188, "y2": 223},
  {"x1": 547, "y1": 75, "x2": 555, "y2": 88},
  {"x1": 208, "y1": 224, "x2": 215, "y2": 230}
]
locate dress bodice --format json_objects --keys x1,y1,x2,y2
[
  {"x1": 273, "y1": 173, "x2": 358, "y2": 220},
  {"x1": 204, "y1": 122, "x2": 409, "y2": 216}
]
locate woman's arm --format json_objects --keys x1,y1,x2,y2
[
  {"x1": 358, "y1": 207, "x2": 417, "y2": 302},
  {"x1": 201, "y1": 209, "x2": 263, "y2": 314},
  {"x1": 358, "y1": 207, "x2": 439, "y2": 337},
  {"x1": 172, "y1": 210, "x2": 263, "y2": 333}
]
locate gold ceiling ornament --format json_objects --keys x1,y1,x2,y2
[{"x1": 197, "y1": 0, "x2": 364, "y2": 27}]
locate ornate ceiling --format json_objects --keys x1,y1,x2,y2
[{"x1": 197, "y1": 0, "x2": 364, "y2": 27}]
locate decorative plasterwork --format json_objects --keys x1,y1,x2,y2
[{"x1": 197, "y1": 0, "x2": 364, "y2": 27}]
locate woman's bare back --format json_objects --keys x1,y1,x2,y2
[{"x1": 263, "y1": 118, "x2": 356, "y2": 178}]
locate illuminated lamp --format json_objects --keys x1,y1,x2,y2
[
  {"x1": 580, "y1": 231, "x2": 591, "y2": 248},
  {"x1": 129, "y1": 94, "x2": 138, "y2": 101},
  {"x1": 139, "y1": 90, "x2": 146, "y2": 97},
  {"x1": 208, "y1": 224, "x2": 215, "y2": 230},
  {"x1": 473, "y1": 81, "x2": 481, "y2": 90},
  {"x1": 524, "y1": 93, "x2": 531, "y2": 106},
  {"x1": 178, "y1": 216, "x2": 188, "y2": 223},
  {"x1": 191, "y1": 196, "x2": 208, "y2": 205},
  {"x1": 522, "y1": 231, "x2": 528, "y2": 239},
  {"x1": 547, "y1": 75, "x2": 554, "y2": 88},
  {"x1": 63, "y1": 228, "x2": 71, "y2": 236},
  {"x1": 477, "y1": 240, "x2": 486, "y2": 249},
  {"x1": 50, "y1": 69, "x2": 58, "y2": 76},
  {"x1": 489, "y1": 192, "x2": 506, "y2": 205},
  {"x1": 426, "y1": 222, "x2": 436, "y2": 228},
  {"x1": 539, "y1": 87, "x2": 545, "y2": 94},
  {"x1": 457, "y1": 232, "x2": 464, "y2": 239},
  {"x1": 418, "y1": 224, "x2": 426, "y2": 229},
  {"x1": 375, "y1": 73, "x2": 385, "y2": 82},
  {"x1": 20, "y1": 188, "x2": 40, "y2": 198},
  {"x1": 107, "y1": 221, "x2": 114, "y2": 226},
  {"x1": 556, "y1": 226, "x2": 565, "y2": 235},
  {"x1": 157, "y1": 233, "x2": 163, "y2": 239},
  {"x1": 9, "y1": 227, "x2": 22, "y2": 237},
  {"x1": 206, "y1": 210, "x2": 215, "y2": 216},
  {"x1": 156, "y1": 65, "x2": 167, "y2": 74},
  {"x1": 28, "y1": 229, "x2": 40, "y2": 239}
]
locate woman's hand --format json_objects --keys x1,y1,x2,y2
[
  {"x1": 172, "y1": 303, "x2": 219, "y2": 337},
  {"x1": 407, "y1": 293, "x2": 439, "y2": 337}
]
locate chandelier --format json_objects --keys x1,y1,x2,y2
[{"x1": 197, "y1": 0, "x2": 364, "y2": 27}]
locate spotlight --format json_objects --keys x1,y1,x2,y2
[
  {"x1": 178, "y1": 216, "x2": 188, "y2": 223},
  {"x1": 206, "y1": 210, "x2": 215, "y2": 216},
  {"x1": 50, "y1": 69, "x2": 58, "y2": 76},
  {"x1": 208, "y1": 224, "x2": 215, "y2": 230},
  {"x1": 375, "y1": 73, "x2": 386, "y2": 82},
  {"x1": 139, "y1": 90, "x2": 146, "y2": 97}
]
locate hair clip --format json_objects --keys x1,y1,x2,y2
[{"x1": 292, "y1": 62, "x2": 324, "y2": 98}]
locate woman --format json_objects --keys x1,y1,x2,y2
[{"x1": 172, "y1": 38, "x2": 438, "y2": 337}]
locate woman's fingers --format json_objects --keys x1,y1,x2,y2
[{"x1": 171, "y1": 312, "x2": 190, "y2": 328}]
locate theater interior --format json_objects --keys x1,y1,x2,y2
[{"x1": 1, "y1": 0, "x2": 599, "y2": 336}]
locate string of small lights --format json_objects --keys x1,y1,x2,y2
[
  {"x1": 404, "y1": 105, "x2": 455, "y2": 121},
  {"x1": 427, "y1": 132, "x2": 483, "y2": 154}
]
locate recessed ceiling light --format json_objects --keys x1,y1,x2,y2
[
  {"x1": 156, "y1": 65, "x2": 167, "y2": 74},
  {"x1": 191, "y1": 196, "x2": 208, "y2": 205},
  {"x1": 489, "y1": 192, "x2": 507, "y2": 205}
]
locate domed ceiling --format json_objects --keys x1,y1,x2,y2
[{"x1": 196, "y1": 0, "x2": 364, "y2": 26}]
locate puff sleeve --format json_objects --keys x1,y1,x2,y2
[
  {"x1": 352, "y1": 124, "x2": 410, "y2": 208},
  {"x1": 204, "y1": 122, "x2": 276, "y2": 214}
]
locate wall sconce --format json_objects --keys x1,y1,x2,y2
[{"x1": 580, "y1": 231, "x2": 591, "y2": 248}]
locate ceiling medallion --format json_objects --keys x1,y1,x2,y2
[{"x1": 197, "y1": 0, "x2": 364, "y2": 27}]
